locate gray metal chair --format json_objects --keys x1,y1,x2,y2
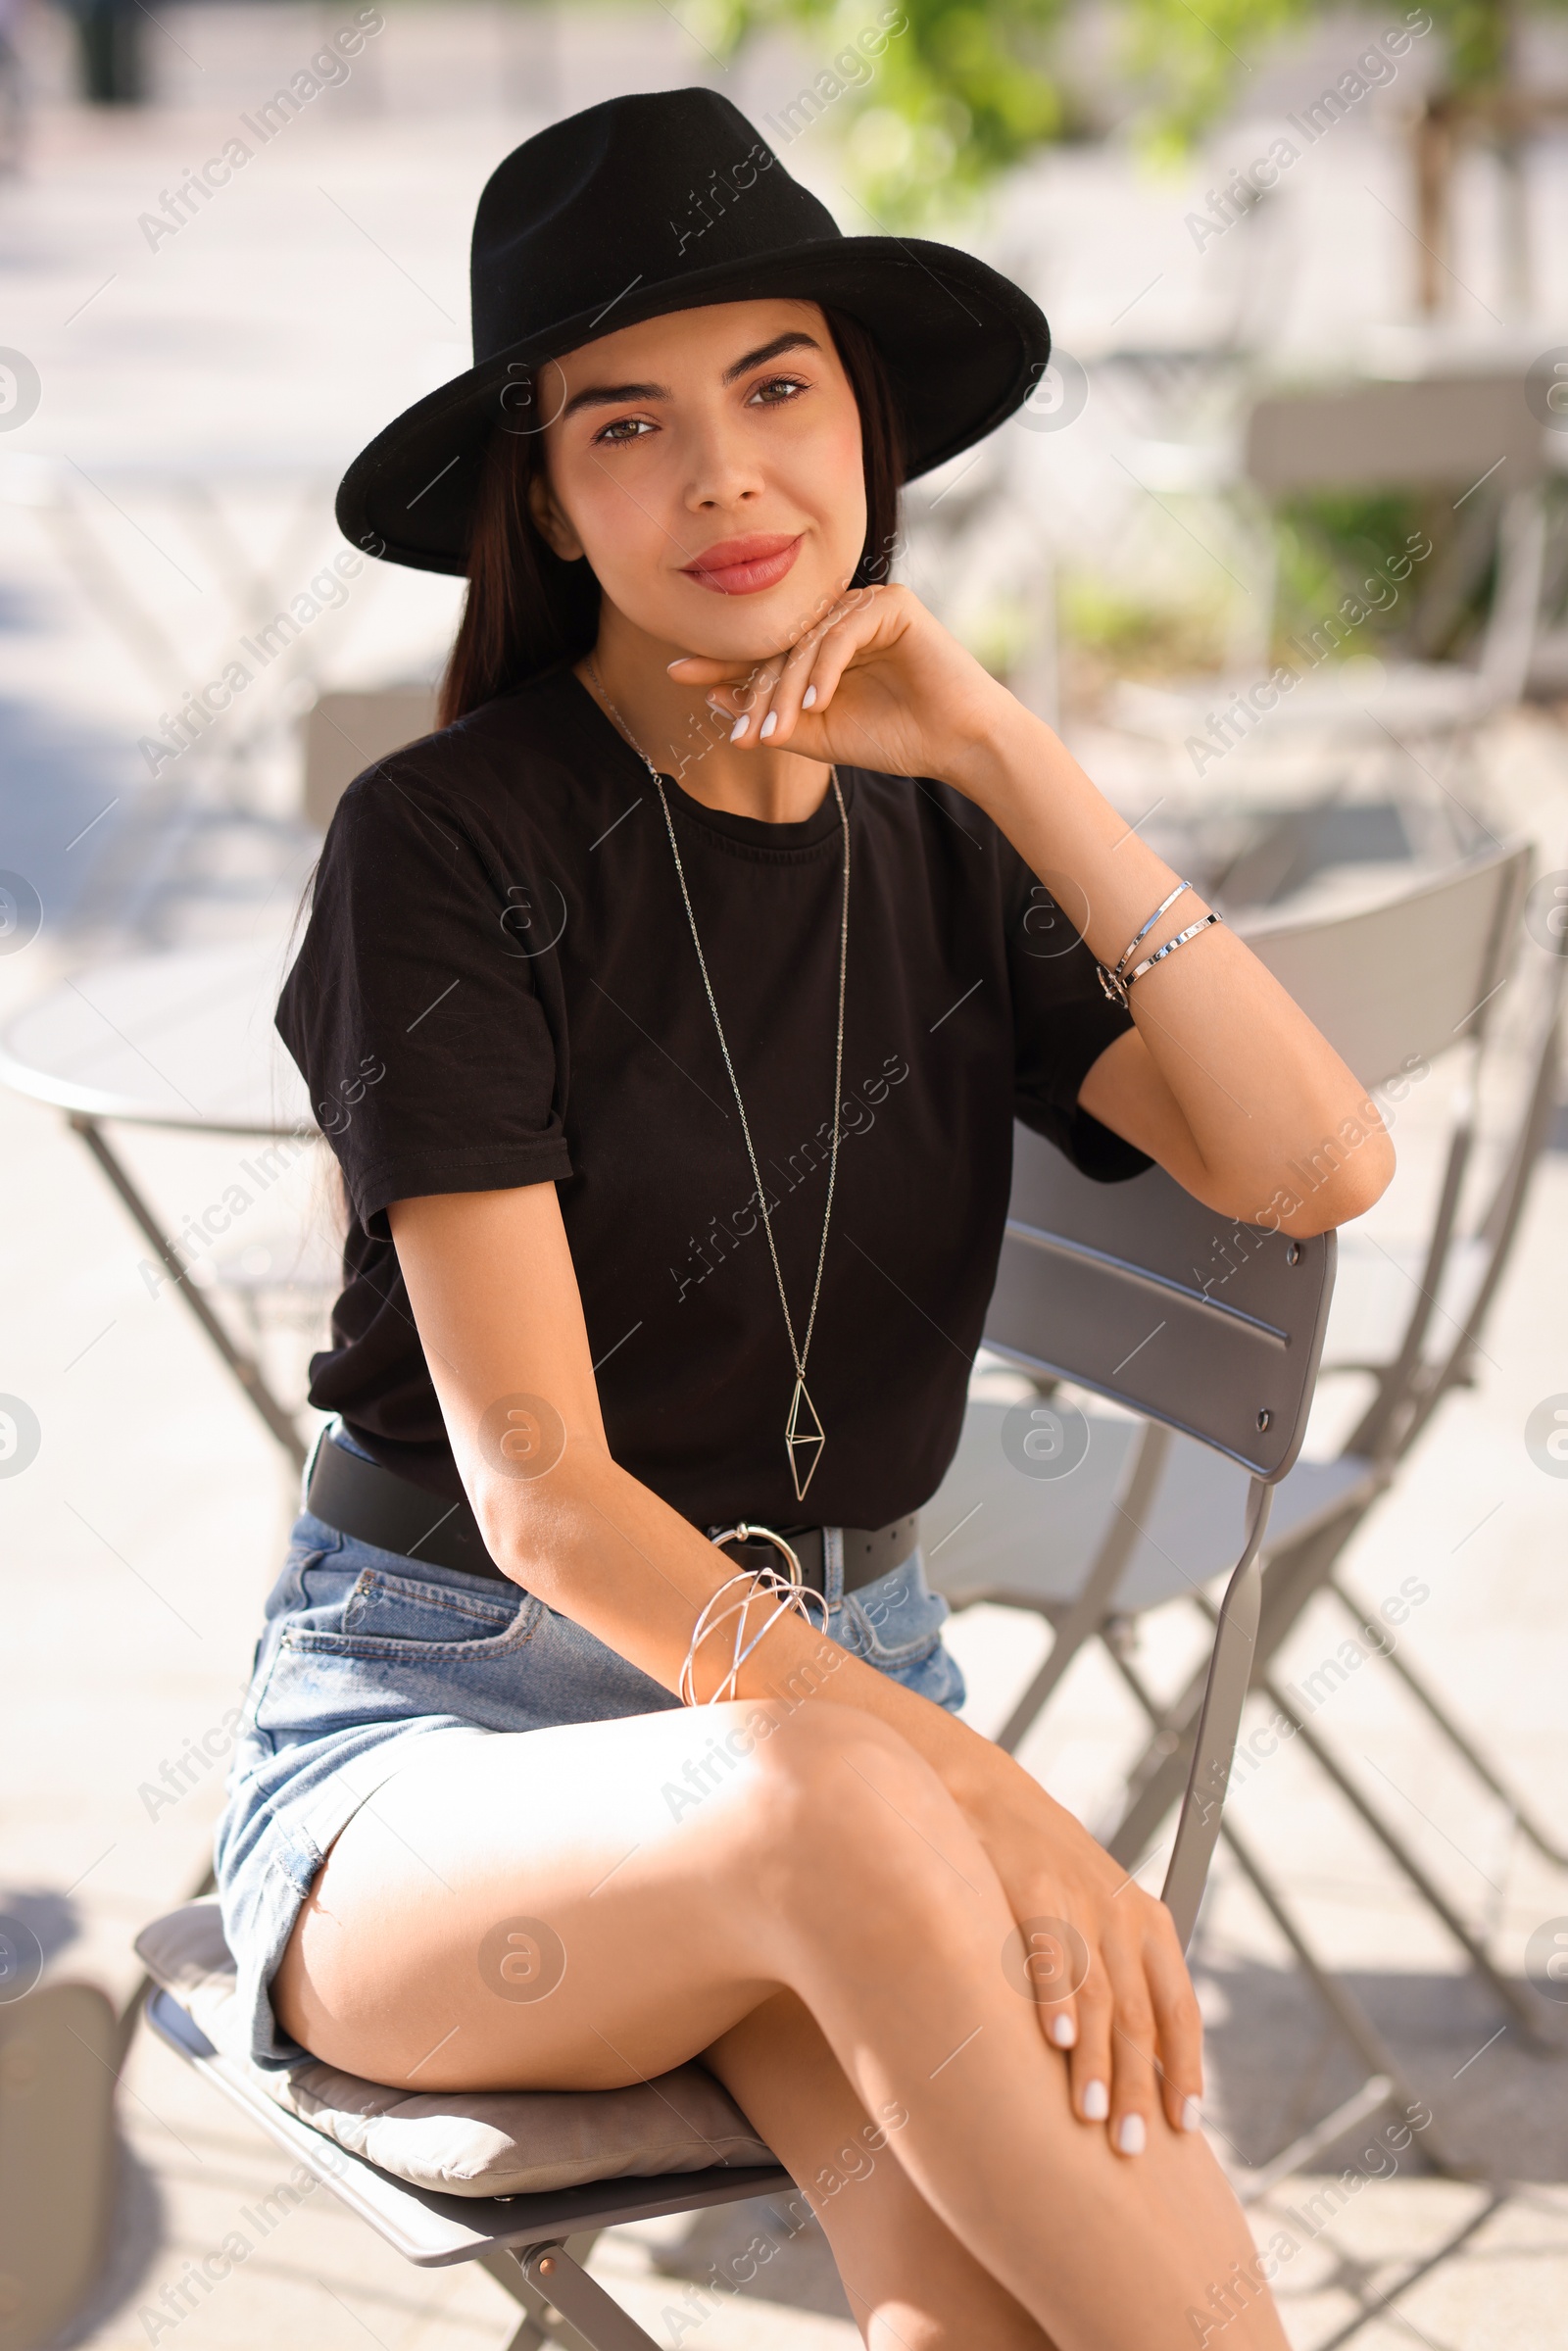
[
  {"x1": 123, "y1": 1197, "x2": 1339, "y2": 2351},
  {"x1": 927, "y1": 836, "x2": 1563, "y2": 2182},
  {"x1": 1112, "y1": 368, "x2": 1553, "y2": 781},
  {"x1": 301, "y1": 684, "x2": 440, "y2": 831},
  {"x1": 142, "y1": 1975, "x2": 792, "y2": 2351}
]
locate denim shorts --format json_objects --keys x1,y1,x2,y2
[{"x1": 213, "y1": 1434, "x2": 967, "y2": 2071}]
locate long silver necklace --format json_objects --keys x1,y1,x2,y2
[{"x1": 585, "y1": 658, "x2": 849, "y2": 1501}]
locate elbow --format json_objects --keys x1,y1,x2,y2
[
  {"x1": 1271, "y1": 1124, "x2": 1396, "y2": 1237},
  {"x1": 472, "y1": 1445, "x2": 606, "y2": 1605}
]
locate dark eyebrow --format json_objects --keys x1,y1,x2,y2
[
  {"x1": 560, "y1": 331, "x2": 822, "y2": 420},
  {"x1": 562, "y1": 376, "x2": 672, "y2": 419},
  {"x1": 721, "y1": 330, "x2": 821, "y2": 382}
]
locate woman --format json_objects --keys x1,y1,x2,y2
[{"x1": 217, "y1": 88, "x2": 1391, "y2": 2347}]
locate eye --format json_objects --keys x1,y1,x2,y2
[
  {"x1": 593, "y1": 415, "x2": 655, "y2": 445},
  {"x1": 747, "y1": 373, "x2": 808, "y2": 407}
]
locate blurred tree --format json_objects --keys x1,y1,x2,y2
[
  {"x1": 719, "y1": 0, "x2": 1568, "y2": 310},
  {"x1": 1119, "y1": 0, "x2": 1568, "y2": 314},
  {"x1": 708, "y1": 0, "x2": 1076, "y2": 220}
]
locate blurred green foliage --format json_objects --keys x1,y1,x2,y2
[
  {"x1": 697, "y1": 0, "x2": 1072, "y2": 222},
  {"x1": 1270, "y1": 491, "x2": 1431, "y2": 662},
  {"x1": 710, "y1": 0, "x2": 1568, "y2": 221},
  {"x1": 1058, "y1": 572, "x2": 1229, "y2": 682}
]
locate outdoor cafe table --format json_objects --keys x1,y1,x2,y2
[{"x1": 0, "y1": 940, "x2": 318, "y2": 1468}]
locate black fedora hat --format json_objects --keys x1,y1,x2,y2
[{"x1": 335, "y1": 87, "x2": 1050, "y2": 575}]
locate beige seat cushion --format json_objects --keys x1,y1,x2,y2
[{"x1": 134, "y1": 1901, "x2": 776, "y2": 2198}]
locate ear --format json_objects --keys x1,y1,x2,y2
[{"x1": 528, "y1": 466, "x2": 585, "y2": 563}]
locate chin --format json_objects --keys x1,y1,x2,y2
[{"x1": 671, "y1": 574, "x2": 851, "y2": 661}]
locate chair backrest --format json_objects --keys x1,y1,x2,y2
[
  {"x1": 984, "y1": 845, "x2": 1529, "y2": 1481},
  {"x1": 1234, "y1": 839, "x2": 1534, "y2": 1087},
  {"x1": 302, "y1": 686, "x2": 440, "y2": 831},
  {"x1": 1244, "y1": 372, "x2": 1544, "y2": 498},
  {"x1": 985, "y1": 1142, "x2": 1335, "y2": 1482}
]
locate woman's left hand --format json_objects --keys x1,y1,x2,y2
[
  {"x1": 960, "y1": 1752, "x2": 1206, "y2": 2153},
  {"x1": 667, "y1": 582, "x2": 1005, "y2": 789}
]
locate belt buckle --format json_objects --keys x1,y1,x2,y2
[{"x1": 709, "y1": 1522, "x2": 806, "y2": 1589}]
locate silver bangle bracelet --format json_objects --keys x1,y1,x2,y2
[
  {"x1": 1123, "y1": 908, "x2": 1223, "y2": 992},
  {"x1": 1097, "y1": 880, "x2": 1191, "y2": 1008}
]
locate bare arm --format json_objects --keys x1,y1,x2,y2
[
  {"x1": 673, "y1": 587, "x2": 1396, "y2": 1238},
  {"x1": 389, "y1": 1179, "x2": 1205, "y2": 2142},
  {"x1": 392, "y1": 1182, "x2": 1014, "y2": 1756},
  {"x1": 961, "y1": 699, "x2": 1394, "y2": 1236}
]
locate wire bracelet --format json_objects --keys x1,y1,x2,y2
[{"x1": 679, "y1": 1543, "x2": 830, "y2": 1706}]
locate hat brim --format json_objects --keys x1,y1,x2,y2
[{"x1": 335, "y1": 236, "x2": 1050, "y2": 574}]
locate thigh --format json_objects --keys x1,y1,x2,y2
[
  {"x1": 274, "y1": 1699, "x2": 808, "y2": 2090},
  {"x1": 702, "y1": 1992, "x2": 1056, "y2": 2351}
]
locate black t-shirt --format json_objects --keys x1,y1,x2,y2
[{"x1": 277, "y1": 664, "x2": 1149, "y2": 1529}]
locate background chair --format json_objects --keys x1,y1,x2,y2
[
  {"x1": 301, "y1": 683, "x2": 440, "y2": 831},
  {"x1": 927, "y1": 836, "x2": 1566, "y2": 2183},
  {"x1": 1111, "y1": 369, "x2": 1555, "y2": 805}
]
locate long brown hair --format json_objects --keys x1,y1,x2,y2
[{"x1": 437, "y1": 306, "x2": 906, "y2": 728}]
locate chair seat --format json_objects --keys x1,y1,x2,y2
[
  {"x1": 924, "y1": 1401, "x2": 1380, "y2": 1619},
  {"x1": 133, "y1": 1901, "x2": 774, "y2": 2200}
]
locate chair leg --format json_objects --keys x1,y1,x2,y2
[
  {"x1": 501, "y1": 2242, "x2": 663, "y2": 2351},
  {"x1": 994, "y1": 1422, "x2": 1173, "y2": 1754},
  {"x1": 476, "y1": 2246, "x2": 561, "y2": 2351},
  {"x1": 479, "y1": 2237, "x2": 618, "y2": 2351},
  {"x1": 1107, "y1": 1504, "x2": 1372, "y2": 1873},
  {"x1": 1326, "y1": 1570, "x2": 1568, "y2": 1869},
  {"x1": 1218, "y1": 1819, "x2": 1477, "y2": 2184},
  {"x1": 1254, "y1": 1669, "x2": 1560, "y2": 2043}
]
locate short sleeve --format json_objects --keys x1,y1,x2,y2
[
  {"x1": 1003, "y1": 843, "x2": 1153, "y2": 1184},
  {"x1": 277, "y1": 761, "x2": 572, "y2": 1238}
]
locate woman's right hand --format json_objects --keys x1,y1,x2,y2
[{"x1": 952, "y1": 1742, "x2": 1205, "y2": 2157}]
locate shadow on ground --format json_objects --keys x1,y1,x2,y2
[
  {"x1": 37, "y1": 2137, "x2": 167, "y2": 2351},
  {"x1": 1197, "y1": 1957, "x2": 1568, "y2": 2183}
]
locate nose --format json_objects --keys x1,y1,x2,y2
[{"x1": 681, "y1": 407, "x2": 766, "y2": 514}]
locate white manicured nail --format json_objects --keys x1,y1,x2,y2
[
  {"x1": 730, "y1": 714, "x2": 748, "y2": 740},
  {"x1": 1049, "y1": 2013, "x2": 1076, "y2": 2049},
  {"x1": 760, "y1": 710, "x2": 777, "y2": 739},
  {"x1": 1116, "y1": 2114, "x2": 1147, "y2": 2156},
  {"x1": 803, "y1": 685, "x2": 817, "y2": 708},
  {"x1": 1081, "y1": 2080, "x2": 1108, "y2": 2122},
  {"x1": 1181, "y1": 2096, "x2": 1202, "y2": 2132}
]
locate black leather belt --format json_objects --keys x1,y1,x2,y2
[
  {"x1": 702, "y1": 1517, "x2": 921, "y2": 1598},
  {"x1": 305, "y1": 1434, "x2": 918, "y2": 1598}
]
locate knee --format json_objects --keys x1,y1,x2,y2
[{"x1": 737, "y1": 1698, "x2": 947, "y2": 1875}]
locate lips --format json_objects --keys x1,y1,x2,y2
[{"x1": 680, "y1": 532, "x2": 802, "y2": 595}]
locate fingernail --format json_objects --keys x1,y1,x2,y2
[
  {"x1": 730, "y1": 715, "x2": 749, "y2": 741},
  {"x1": 803, "y1": 685, "x2": 817, "y2": 708},
  {"x1": 760, "y1": 711, "x2": 777, "y2": 739},
  {"x1": 1081, "y1": 2080, "x2": 1108, "y2": 2122},
  {"x1": 1181, "y1": 2096, "x2": 1202, "y2": 2132},
  {"x1": 1049, "y1": 2013, "x2": 1076, "y2": 2049},
  {"x1": 1115, "y1": 2114, "x2": 1147, "y2": 2157}
]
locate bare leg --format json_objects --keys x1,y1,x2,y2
[
  {"x1": 275, "y1": 1698, "x2": 1286, "y2": 2350},
  {"x1": 703, "y1": 1987, "x2": 1057, "y2": 2349}
]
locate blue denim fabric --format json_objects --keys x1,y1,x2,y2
[{"x1": 213, "y1": 1437, "x2": 965, "y2": 2068}]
